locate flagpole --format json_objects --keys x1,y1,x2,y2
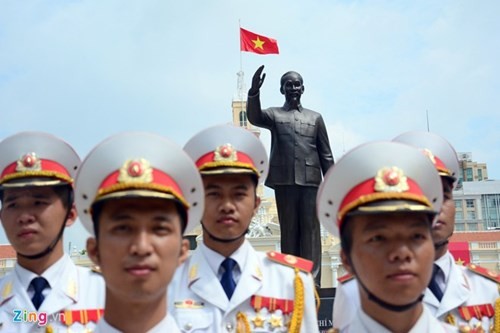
[
  {"x1": 239, "y1": 19, "x2": 242, "y2": 72},
  {"x1": 238, "y1": 19, "x2": 245, "y2": 127},
  {"x1": 426, "y1": 109, "x2": 430, "y2": 132}
]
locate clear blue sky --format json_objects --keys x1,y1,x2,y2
[{"x1": 1, "y1": 1, "x2": 499, "y2": 251}]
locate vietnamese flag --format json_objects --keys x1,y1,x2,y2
[
  {"x1": 449, "y1": 242, "x2": 471, "y2": 265},
  {"x1": 240, "y1": 28, "x2": 279, "y2": 55}
]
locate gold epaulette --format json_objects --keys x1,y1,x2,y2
[
  {"x1": 266, "y1": 251, "x2": 310, "y2": 333},
  {"x1": 337, "y1": 273, "x2": 355, "y2": 284},
  {"x1": 266, "y1": 251, "x2": 313, "y2": 273},
  {"x1": 466, "y1": 264, "x2": 500, "y2": 284}
]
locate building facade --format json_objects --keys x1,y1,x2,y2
[
  {"x1": 453, "y1": 180, "x2": 500, "y2": 231},
  {"x1": 457, "y1": 152, "x2": 488, "y2": 185}
]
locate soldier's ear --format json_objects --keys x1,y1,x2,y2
[
  {"x1": 87, "y1": 237, "x2": 100, "y2": 265},
  {"x1": 280, "y1": 85, "x2": 285, "y2": 95},
  {"x1": 340, "y1": 249, "x2": 353, "y2": 275},
  {"x1": 178, "y1": 238, "x2": 190, "y2": 266},
  {"x1": 65, "y1": 204, "x2": 77, "y2": 227},
  {"x1": 301, "y1": 85, "x2": 305, "y2": 94},
  {"x1": 253, "y1": 195, "x2": 261, "y2": 215}
]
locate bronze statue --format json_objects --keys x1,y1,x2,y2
[{"x1": 247, "y1": 65, "x2": 334, "y2": 287}]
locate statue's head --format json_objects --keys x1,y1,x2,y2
[{"x1": 280, "y1": 71, "x2": 304, "y2": 102}]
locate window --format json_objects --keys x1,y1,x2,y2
[
  {"x1": 239, "y1": 111, "x2": 248, "y2": 127},
  {"x1": 455, "y1": 223, "x2": 465, "y2": 231},
  {"x1": 454, "y1": 200, "x2": 462, "y2": 209},
  {"x1": 467, "y1": 223, "x2": 478, "y2": 231},
  {"x1": 465, "y1": 168, "x2": 473, "y2": 181},
  {"x1": 467, "y1": 211, "x2": 476, "y2": 220},
  {"x1": 455, "y1": 211, "x2": 464, "y2": 220},
  {"x1": 477, "y1": 169, "x2": 483, "y2": 181},
  {"x1": 466, "y1": 199, "x2": 475, "y2": 208}
]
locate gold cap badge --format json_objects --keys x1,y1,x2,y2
[{"x1": 374, "y1": 167, "x2": 409, "y2": 193}]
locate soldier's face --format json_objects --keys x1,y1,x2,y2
[
  {"x1": 0, "y1": 186, "x2": 76, "y2": 256},
  {"x1": 87, "y1": 198, "x2": 188, "y2": 305},
  {"x1": 341, "y1": 212, "x2": 434, "y2": 311},
  {"x1": 201, "y1": 174, "x2": 260, "y2": 245},
  {"x1": 432, "y1": 178, "x2": 455, "y2": 243}
]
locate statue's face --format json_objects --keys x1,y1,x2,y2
[{"x1": 281, "y1": 72, "x2": 304, "y2": 101}]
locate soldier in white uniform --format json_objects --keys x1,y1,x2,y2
[
  {"x1": 317, "y1": 141, "x2": 457, "y2": 332},
  {"x1": 74, "y1": 132, "x2": 205, "y2": 333},
  {"x1": 333, "y1": 132, "x2": 500, "y2": 332},
  {"x1": 168, "y1": 124, "x2": 320, "y2": 333},
  {"x1": 0, "y1": 132, "x2": 105, "y2": 333}
]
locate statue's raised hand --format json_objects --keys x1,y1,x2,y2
[{"x1": 249, "y1": 65, "x2": 266, "y2": 95}]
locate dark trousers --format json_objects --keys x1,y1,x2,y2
[{"x1": 274, "y1": 185, "x2": 321, "y2": 287}]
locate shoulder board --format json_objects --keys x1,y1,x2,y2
[
  {"x1": 466, "y1": 264, "x2": 500, "y2": 284},
  {"x1": 266, "y1": 251, "x2": 313, "y2": 273},
  {"x1": 90, "y1": 265, "x2": 102, "y2": 274},
  {"x1": 337, "y1": 273, "x2": 355, "y2": 284},
  {"x1": 0, "y1": 277, "x2": 14, "y2": 305}
]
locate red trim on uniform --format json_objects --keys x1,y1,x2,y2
[
  {"x1": 337, "y1": 273, "x2": 355, "y2": 284},
  {"x1": 337, "y1": 177, "x2": 430, "y2": 229},
  {"x1": 432, "y1": 156, "x2": 453, "y2": 177},
  {"x1": 266, "y1": 251, "x2": 313, "y2": 273},
  {"x1": 1, "y1": 159, "x2": 70, "y2": 180},
  {"x1": 466, "y1": 264, "x2": 500, "y2": 284},
  {"x1": 196, "y1": 151, "x2": 255, "y2": 170},
  {"x1": 98, "y1": 168, "x2": 183, "y2": 198}
]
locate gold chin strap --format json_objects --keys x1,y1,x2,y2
[
  {"x1": 289, "y1": 267, "x2": 305, "y2": 333},
  {"x1": 494, "y1": 296, "x2": 500, "y2": 333}
]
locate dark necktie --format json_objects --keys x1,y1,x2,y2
[
  {"x1": 428, "y1": 264, "x2": 444, "y2": 301},
  {"x1": 220, "y1": 258, "x2": 237, "y2": 299},
  {"x1": 30, "y1": 277, "x2": 49, "y2": 310}
]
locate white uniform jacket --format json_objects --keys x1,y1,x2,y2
[
  {"x1": 168, "y1": 241, "x2": 319, "y2": 333},
  {"x1": 0, "y1": 254, "x2": 105, "y2": 333},
  {"x1": 341, "y1": 306, "x2": 457, "y2": 333},
  {"x1": 333, "y1": 252, "x2": 500, "y2": 332},
  {"x1": 332, "y1": 276, "x2": 358, "y2": 331},
  {"x1": 425, "y1": 252, "x2": 500, "y2": 332},
  {"x1": 94, "y1": 314, "x2": 181, "y2": 333}
]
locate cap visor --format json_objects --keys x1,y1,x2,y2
[
  {"x1": 439, "y1": 172, "x2": 456, "y2": 183},
  {"x1": 94, "y1": 190, "x2": 179, "y2": 203},
  {"x1": 347, "y1": 200, "x2": 438, "y2": 216},
  {"x1": 200, "y1": 167, "x2": 257, "y2": 176},
  {"x1": 0, "y1": 178, "x2": 68, "y2": 189}
]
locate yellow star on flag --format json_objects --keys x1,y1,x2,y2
[
  {"x1": 456, "y1": 257, "x2": 465, "y2": 266},
  {"x1": 252, "y1": 37, "x2": 265, "y2": 50}
]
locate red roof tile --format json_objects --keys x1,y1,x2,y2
[
  {"x1": 0, "y1": 244, "x2": 16, "y2": 259},
  {"x1": 450, "y1": 231, "x2": 500, "y2": 242}
]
